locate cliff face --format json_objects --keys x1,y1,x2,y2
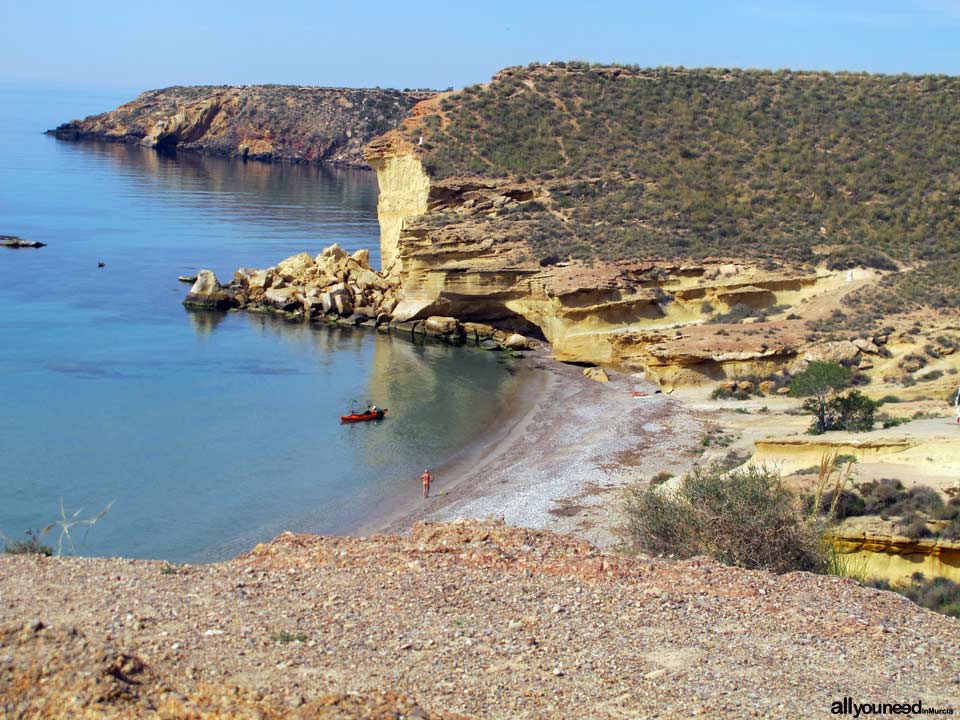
[
  {"x1": 364, "y1": 132, "x2": 852, "y2": 369},
  {"x1": 364, "y1": 64, "x2": 960, "y2": 377},
  {"x1": 50, "y1": 85, "x2": 435, "y2": 168}
]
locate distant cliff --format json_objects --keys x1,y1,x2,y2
[{"x1": 49, "y1": 85, "x2": 435, "y2": 168}]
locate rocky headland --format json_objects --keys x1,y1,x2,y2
[{"x1": 49, "y1": 85, "x2": 435, "y2": 168}]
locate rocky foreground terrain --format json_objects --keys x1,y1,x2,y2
[
  {"x1": 49, "y1": 85, "x2": 434, "y2": 167},
  {"x1": 2, "y1": 521, "x2": 958, "y2": 718}
]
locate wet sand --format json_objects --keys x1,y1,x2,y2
[{"x1": 360, "y1": 354, "x2": 704, "y2": 547}]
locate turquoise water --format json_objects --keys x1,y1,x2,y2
[{"x1": 0, "y1": 87, "x2": 522, "y2": 562}]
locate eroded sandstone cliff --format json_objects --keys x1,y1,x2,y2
[
  {"x1": 363, "y1": 130, "x2": 868, "y2": 375},
  {"x1": 362, "y1": 65, "x2": 960, "y2": 384},
  {"x1": 50, "y1": 85, "x2": 435, "y2": 167}
]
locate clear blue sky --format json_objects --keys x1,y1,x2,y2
[{"x1": 2, "y1": 0, "x2": 959, "y2": 93}]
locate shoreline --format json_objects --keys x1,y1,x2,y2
[
  {"x1": 47, "y1": 130, "x2": 375, "y2": 171},
  {"x1": 358, "y1": 352, "x2": 705, "y2": 548}
]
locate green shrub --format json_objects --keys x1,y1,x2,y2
[
  {"x1": 790, "y1": 362, "x2": 872, "y2": 433},
  {"x1": 815, "y1": 489, "x2": 866, "y2": 520},
  {"x1": 622, "y1": 463, "x2": 824, "y2": 573},
  {"x1": 816, "y1": 390, "x2": 879, "y2": 433},
  {"x1": 3, "y1": 529, "x2": 52, "y2": 557},
  {"x1": 273, "y1": 631, "x2": 308, "y2": 644},
  {"x1": 712, "y1": 304, "x2": 756, "y2": 324},
  {"x1": 898, "y1": 513, "x2": 933, "y2": 539},
  {"x1": 869, "y1": 574, "x2": 960, "y2": 618}
]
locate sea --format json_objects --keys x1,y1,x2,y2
[{"x1": 0, "y1": 86, "x2": 525, "y2": 562}]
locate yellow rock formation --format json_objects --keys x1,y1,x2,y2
[{"x1": 365, "y1": 151, "x2": 430, "y2": 274}]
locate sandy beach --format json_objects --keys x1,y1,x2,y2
[{"x1": 361, "y1": 352, "x2": 705, "y2": 547}]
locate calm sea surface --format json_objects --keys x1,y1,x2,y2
[{"x1": 0, "y1": 87, "x2": 524, "y2": 562}]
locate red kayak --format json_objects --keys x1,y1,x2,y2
[{"x1": 340, "y1": 409, "x2": 388, "y2": 423}]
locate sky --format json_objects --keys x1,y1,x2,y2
[{"x1": 1, "y1": 0, "x2": 959, "y2": 93}]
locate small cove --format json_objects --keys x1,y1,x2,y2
[{"x1": 0, "y1": 86, "x2": 528, "y2": 562}]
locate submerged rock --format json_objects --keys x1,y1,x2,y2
[
  {"x1": 424, "y1": 316, "x2": 463, "y2": 340},
  {"x1": 262, "y1": 287, "x2": 301, "y2": 311},
  {"x1": 182, "y1": 270, "x2": 237, "y2": 310},
  {"x1": 1, "y1": 235, "x2": 45, "y2": 248},
  {"x1": 503, "y1": 334, "x2": 530, "y2": 350}
]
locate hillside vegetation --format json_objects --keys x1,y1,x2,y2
[{"x1": 415, "y1": 63, "x2": 960, "y2": 316}]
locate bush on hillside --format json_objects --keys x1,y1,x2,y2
[
  {"x1": 869, "y1": 573, "x2": 960, "y2": 619},
  {"x1": 3, "y1": 529, "x2": 52, "y2": 556},
  {"x1": 622, "y1": 463, "x2": 824, "y2": 573}
]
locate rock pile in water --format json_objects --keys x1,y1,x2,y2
[
  {"x1": 183, "y1": 244, "x2": 397, "y2": 324},
  {"x1": 181, "y1": 243, "x2": 534, "y2": 351},
  {"x1": 1, "y1": 235, "x2": 46, "y2": 248}
]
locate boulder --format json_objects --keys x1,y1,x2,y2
[
  {"x1": 463, "y1": 322, "x2": 498, "y2": 341},
  {"x1": 503, "y1": 334, "x2": 530, "y2": 350},
  {"x1": 379, "y1": 296, "x2": 398, "y2": 315},
  {"x1": 182, "y1": 270, "x2": 237, "y2": 310},
  {"x1": 234, "y1": 267, "x2": 271, "y2": 289},
  {"x1": 479, "y1": 339, "x2": 501, "y2": 351},
  {"x1": 277, "y1": 252, "x2": 314, "y2": 281},
  {"x1": 853, "y1": 338, "x2": 880, "y2": 355},
  {"x1": 759, "y1": 380, "x2": 777, "y2": 395},
  {"x1": 303, "y1": 297, "x2": 325, "y2": 315},
  {"x1": 736, "y1": 381, "x2": 755, "y2": 392},
  {"x1": 356, "y1": 269, "x2": 386, "y2": 291},
  {"x1": 262, "y1": 287, "x2": 302, "y2": 311},
  {"x1": 351, "y1": 248, "x2": 371, "y2": 267},
  {"x1": 424, "y1": 316, "x2": 461, "y2": 336},
  {"x1": 319, "y1": 243, "x2": 348, "y2": 262},
  {"x1": 583, "y1": 367, "x2": 609, "y2": 383},
  {"x1": 777, "y1": 386, "x2": 792, "y2": 395},
  {"x1": 803, "y1": 341, "x2": 860, "y2": 364},
  {"x1": 320, "y1": 292, "x2": 335, "y2": 314},
  {"x1": 333, "y1": 292, "x2": 353, "y2": 317}
]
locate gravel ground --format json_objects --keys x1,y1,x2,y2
[{"x1": 2, "y1": 520, "x2": 958, "y2": 718}]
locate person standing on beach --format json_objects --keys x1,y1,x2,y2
[
  {"x1": 420, "y1": 469, "x2": 433, "y2": 498},
  {"x1": 955, "y1": 384, "x2": 960, "y2": 424}
]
